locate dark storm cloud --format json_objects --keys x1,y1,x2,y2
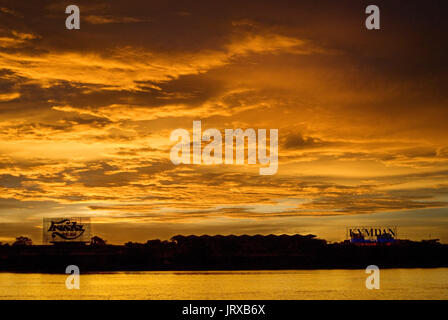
[
  {"x1": 1, "y1": 0, "x2": 446, "y2": 69},
  {"x1": 56, "y1": 159, "x2": 175, "y2": 188},
  {"x1": 0, "y1": 174, "x2": 28, "y2": 188},
  {"x1": 1, "y1": 0, "x2": 447, "y2": 119},
  {"x1": 283, "y1": 133, "x2": 330, "y2": 150}
]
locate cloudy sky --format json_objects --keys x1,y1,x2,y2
[{"x1": 0, "y1": 0, "x2": 447, "y2": 244}]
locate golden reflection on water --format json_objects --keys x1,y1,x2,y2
[{"x1": 0, "y1": 268, "x2": 447, "y2": 300}]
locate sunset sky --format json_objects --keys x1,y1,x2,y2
[{"x1": 0, "y1": 0, "x2": 447, "y2": 244}]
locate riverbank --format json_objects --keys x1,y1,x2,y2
[{"x1": 1, "y1": 234, "x2": 447, "y2": 273}]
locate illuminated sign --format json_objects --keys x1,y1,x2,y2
[
  {"x1": 346, "y1": 226, "x2": 397, "y2": 244},
  {"x1": 43, "y1": 217, "x2": 91, "y2": 243}
]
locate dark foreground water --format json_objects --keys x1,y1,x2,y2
[{"x1": 0, "y1": 268, "x2": 447, "y2": 299}]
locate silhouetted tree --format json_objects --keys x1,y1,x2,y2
[
  {"x1": 12, "y1": 236, "x2": 32, "y2": 246},
  {"x1": 124, "y1": 241, "x2": 144, "y2": 248},
  {"x1": 146, "y1": 239, "x2": 162, "y2": 247},
  {"x1": 90, "y1": 236, "x2": 107, "y2": 246}
]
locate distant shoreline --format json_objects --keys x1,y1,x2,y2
[
  {"x1": 2, "y1": 266, "x2": 448, "y2": 275},
  {"x1": 2, "y1": 234, "x2": 447, "y2": 273}
]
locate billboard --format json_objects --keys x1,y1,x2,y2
[
  {"x1": 43, "y1": 217, "x2": 91, "y2": 243},
  {"x1": 346, "y1": 226, "x2": 397, "y2": 244}
]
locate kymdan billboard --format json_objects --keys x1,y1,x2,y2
[
  {"x1": 43, "y1": 217, "x2": 91, "y2": 243},
  {"x1": 346, "y1": 226, "x2": 397, "y2": 244}
]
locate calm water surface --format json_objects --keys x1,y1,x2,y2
[{"x1": 1, "y1": 268, "x2": 447, "y2": 299}]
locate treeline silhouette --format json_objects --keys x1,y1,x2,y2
[{"x1": 0, "y1": 234, "x2": 447, "y2": 272}]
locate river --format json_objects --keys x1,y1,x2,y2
[{"x1": 0, "y1": 268, "x2": 447, "y2": 299}]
